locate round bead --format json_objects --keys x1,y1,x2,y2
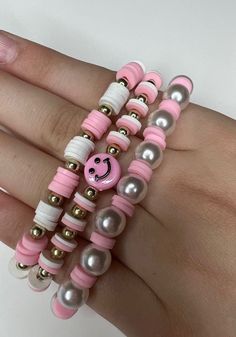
[
  {"x1": 117, "y1": 174, "x2": 148, "y2": 204},
  {"x1": 57, "y1": 280, "x2": 89, "y2": 309},
  {"x1": 84, "y1": 153, "x2": 121, "y2": 191},
  {"x1": 148, "y1": 109, "x2": 176, "y2": 136},
  {"x1": 164, "y1": 84, "x2": 190, "y2": 110},
  {"x1": 135, "y1": 141, "x2": 163, "y2": 169},
  {"x1": 80, "y1": 244, "x2": 112, "y2": 276},
  {"x1": 8, "y1": 257, "x2": 31, "y2": 279},
  {"x1": 95, "y1": 206, "x2": 126, "y2": 238}
]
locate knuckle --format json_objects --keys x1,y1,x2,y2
[{"x1": 40, "y1": 103, "x2": 86, "y2": 158}]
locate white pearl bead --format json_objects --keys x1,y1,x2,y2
[
  {"x1": 95, "y1": 206, "x2": 126, "y2": 238},
  {"x1": 80, "y1": 244, "x2": 112, "y2": 276},
  {"x1": 148, "y1": 109, "x2": 176, "y2": 136},
  {"x1": 163, "y1": 84, "x2": 190, "y2": 110},
  {"x1": 117, "y1": 174, "x2": 148, "y2": 204},
  {"x1": 57, "y1": 280, "x2": 89, "y2": 309},
  {"x1": 135, "y1": 141, "x2": 163, "y2": 169}
]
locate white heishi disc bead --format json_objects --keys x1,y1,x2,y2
[
  {"x1": 28, "y1": 265, "x2": 52, "y2": 292},
  {"x1": 64, "y1": 136, "x2": 95, "y2": 164},
  {"x1": 8, "y1": 257, "x2": 31, "y2": 279},
  {"x1": 36, "y1": 201, "x2": 63, "y2": 218},
  {"x1": 55, "y1": 233, "x2": 78, "y2": 250},
  {"x1": 33, "y1": 214, "x2": 57, "y2": 232},
  {"x1": 99, "y1": 82, "x2": 129, "y2": 115},
  {"x1": 120, "y1": 115, "x2": 142, "y2": 131},
  {"x1": 33, "y1": 200, "x2": 63, "y2": 231}
]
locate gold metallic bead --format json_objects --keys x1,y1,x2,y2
[
  {"x1": 51, "y1": 246, "x2": 65, "y2": 260},
  {"x1": 30, "y1": 224, "x2": 46, "y2": 239},
  {"x1": 106, "y1": 143, "x2": 121, "y2": 157},
  {"x1": 118, "y1": 127, "x2": 129, "y2": 136},
  {"x1": 65, "y1": 159, "x2": 80, "y2": 172},
  {"x1": 128, "y1": 111, "x2": 140, "y2": 120},
  {"x1": 71, "y1": 205, "x2": 87, "y2": 219},
  {"x1": 62, "y1": 227, "x2": 76, "y2": 240},
  {"x1": 83, "y1": 186, "x2": 98, "y2": 201},
  {"x1": 137, "y1": 94, "x2": 147, "y2": 103},
  {"x1": 79, "y1": 130, "x2": 95, "y2": 141},
  {"x1": 48, "y1": 192, "x2": 64, "y2": 206},
  {"x1": 38, "y1": 267, "x2": 51, "y2": 279},
  {"x1": 117, "y1": 78, "x2": 128, "y2": 87},
  {"x1": 98, "y1": 104, "x2": 113, "y2": 116},
  {"x1": 16, "y1": 263, "x2": 29, "y2": 270}
]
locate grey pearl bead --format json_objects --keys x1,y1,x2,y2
[
  {"x1": 135, "y1": 141, "x2": 163, "y2": 169},
  {"x1": 95, "y1": 206, "x2": 126, "y2": 238},
  {"x1": 80, "y1": 244, "x2": 111, "y2": 276},
  {"x1": 117, "y1": 174, "x2": 148, "y2": 204},
  {"x1": 163, "y1": 83, "x2": 190, "y2": 110},
  {"x1": 148, "y1": 109, "x2": 176, "y2": 136},
  {"x1": 57, "y1": 280, "x2": 89, "y2": 309}
]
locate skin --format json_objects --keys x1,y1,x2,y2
[{"x1": 0, "y1": 31, "x2": 236, "y2": 337}]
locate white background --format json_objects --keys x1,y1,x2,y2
[{"x1": 0, "y1": 1, "x2": 235, "y2": 337}]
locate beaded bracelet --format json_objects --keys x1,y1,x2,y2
[
  {"x1": 50, "y1": 75, "x2": 193, "y2": 319},
  {"x1": 27, "y1": 71, "x2": 163, "y2": 291},
  {"x1": 9, "y1": 61, "x2": 145, "y2": 280}
]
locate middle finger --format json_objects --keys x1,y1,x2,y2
[{"x1": 0, "y1": 70, "x2": 88, "y2": 160}]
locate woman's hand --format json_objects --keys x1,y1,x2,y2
[{"x1": 0, "y1": 31, "x2": 235, "y2": 337}]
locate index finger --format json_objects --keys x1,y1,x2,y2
[{"x1": 0, "y1": 30, "x2": 115, "y2": 110}]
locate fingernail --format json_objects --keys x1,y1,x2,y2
[{"x1": 0, "y1": 32, "x2": 18, "y2": 64}]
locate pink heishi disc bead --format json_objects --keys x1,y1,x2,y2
[
  {"x1": 143, "y1": 71, "x2": 163, "y2": 89},
  {"x1": 158, "y1": 99, "x2": 181, "y2": 120},
  {"x1": 126, "y1": 98, "x2": 148, "y2": 118},
  {"x1": 169, "y1": 75, "x2": 193, "y2": 94},
  {"x1": 128, "y1": 160, "x2": 153, "y2": 182},
  {"x1": 116, "y1": 115, "x2": 141, "y2": 135},
  {"x1": 15, "y1": 250, "x2": 39, "y2": 266},
  {"x1": 90, "y1": 231, "x2": 116, "y2": 250},
  {"x1": 106, "y1": 131, "x2": 130, "y2": 151},
  {"x1": 134, "y1": 81, "x2": 158, "y2": 104},
  {"x1": 81, "y1": 109, "x2": 112, "y2": 140},
  {"x1": 61, "y1": 213, "x2": 86, "y2": 232},
  {"x1": 111, "y1": 195, "x2": 135, "y2": 217},
  {"x1": 116, "y1": 61, "x2": 145, "y2": 90},
  {"x1": 73, "y1": 192, "x2": 96, "y2": 213},
  {"x1": 143, "y1": 126, "x2": 166, "y2": 150},
  {"x1": 84, "y1": 153, "x2": 121, "y2": 191},
  {"x1": 70, "y1": 265, "x2": 97, "y2": 288},
  {"x1": 51, "y1": 295, "x2": 78, "y2": 320},
  {"x1": 38, "y1": 260, "x2": 61, "y2": 275},
  {"x1": 22, "y1": 233, "x2": 48, "y2": 253},
  {"x1": 48, "y1": 167, "x2": 79, "y2": 198},
  {"x1": 16, "y1": 240, "x2": 34, "y2": 255}
]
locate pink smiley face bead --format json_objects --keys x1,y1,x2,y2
[{"x1": 84, "y1": 154, "x2": 121, "y2": 191}]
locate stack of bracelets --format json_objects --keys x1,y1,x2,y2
[{"x1": 8, "y1": 60, "x2": 193, "y2": 319}]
